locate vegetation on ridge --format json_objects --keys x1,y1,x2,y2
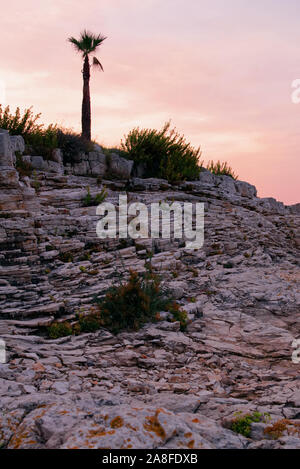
[
  {"x1": 0, "y1": 105, "x2": 94, "y2": 163},
  {"x1": 120, "y1": 121, "x2": 202, "y2": 182},
  {"x1": 1, "y1": 104, "x2": 238, "y2": 181},
  {"x1": 206, "y1": 159, "x2": 238, "y2": 180},
  {"x1": 0, "y1": 104, "x2": 57, "y2": 159}
]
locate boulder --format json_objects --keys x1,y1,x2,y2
[
  {"x1": 198, "y1": 168, "x2": 216, "y2": 185},
  {"x1": 107, "y1": 152, "x2": 133, "y2": 179},
  {"x1": 30, "y1": 156, "x2": 48, "y2": 171},
  {"x1": 72, "y1": 160, "x2": 89, "y2": 176},
  {"x1": 0, "y1": 167, "x2": 20, "y2": 188},
  {"x1": 71, "y1": 152, "x2": 87, "y2": 164},
  {"x1": 216, "y1": 174, "x2": 237, "y2": 193},
  {"x1": 88, "y1": 151, "x2": 107, "y2": 177},
  {"x1": 0, "y1": 129, "x2": 13, "y2": 166},
  {"x1": 10, "y1": 135, "x2": 25, "y2": 155},
  {"x1": 21, "y1": 155, "x2": 32, "y2": 165},
  {"x1": 235, "y1": 180, "x2": 257, "y2": 198},
  {"x1": 52, "y1": 149, "x2": 63, "y2": 165},
  {"x1": 47, "y1": 160, "x2": 64, "y2": 175},
  {"x1": 289, "y1": 203, "x2": 300, "y2": 215},
  {"x1": 259, "y1": 197, "x2": 286, "y2": 215},
  {"x1": 167, "y1": 280, "x2": 188, "y2": 299}
]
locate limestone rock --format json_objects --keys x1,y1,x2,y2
[
  {"x1": 0, "y1": 129, "x2": 13, "y2": 166},
  {"x1": 198, "y1": 168, "x2": 216, "y2": 185},
  {"x1": 0, "y1": 128, "x2": 299, "y2": 449},
  {"x1": 52, "y1": 149, "x2": 63, "y2": 165},
  {"x1": 10, "y1": 135, "x2": 25, "y2": 155},
  {"x1": 30, "y1": 155, "x2": 48, "y2": 171},
  {"x1": 235, "y1": 180, "x2": 257, "y2": 198},
  {"x1": 107, "y1": 152, "x2": 133, "y2": 179},
  {"x1": 88, "y1": 151, "x2": 107, "y2": 177}
]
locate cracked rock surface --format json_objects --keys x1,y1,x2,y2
[{"x1": 0, "y1": 136, "x2": 299, "y2": 449}]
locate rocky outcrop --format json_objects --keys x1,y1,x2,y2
[
  {"x1": 0, "y1": 128, "x2": 132, "y2": 181},
  {"x1": 107, "y1": 152, "x2": 134, "y2": 180},
  {"x1": 0, "y1": 129, "x2": 14, "y2": 167},
  {"x1": 0, "y1": 131, "x2": 299, "y2": 449},
  {"x1": 26, "y1": 147, "x2": 133, "y2": 180},
  {"x1": 0, "y1": 130, "x2": 38, "y2": 213}
]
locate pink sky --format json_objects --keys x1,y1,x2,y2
[{"x1": 1, "y1": 0, "x2": 299, "y2": 204}]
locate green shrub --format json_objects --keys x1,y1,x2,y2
[
  {"x1": 78, "y1": 313, "x2": 102, "y2": 333},
  {"x1": 48, "y1": 322, "x2": 73, "y2": 339},
  {"x1": 0, "y1": 105, "x2": 97, "y2": 163},
  {"x1": 0, "y1": 104, "x2": 43, "y2": 137},
  {"x1": 26, "y1": 124, "x2": 58, "y2": 159},
  {"x1": 120, "y1": 122, "x2": 201, "y2": 182},
  {"x1": 0, "y1": 105, "x2": 58, "y2": 159},
  {"x1": 57, "y1": 128, "x2": 94, "y2": 165},
  {"x1": 47, "y1": 264, "x2": 186, "y2": 337},
  {"x1": 47, "y1": 311, "x2": 102, "y2": 338},
  {"x1": 101, "y1": 146, "x2": 127, "y2": 159},
  {"x1": 206, "y1": 160, "x2": 238, "y2": 180},
  {"x1": 94, "y1": 265, "x2": 175, "y2": 334},
  {"x1": 230, "y1": 412, "x2": 269, "y2": 438}
]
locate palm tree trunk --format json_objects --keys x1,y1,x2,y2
[{"x1": 82, "y1": 55, "x2": 91, "y2": 141}]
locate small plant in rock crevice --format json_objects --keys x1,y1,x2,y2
[
  {"x1": 93, "y1": 268, "x2": 169, "y2": 334},
  {"x1": 93, "y1": 259, "x2": 187, "y2": 334},
  {"x1": 59, "y1": 251, "x2": 74, "y2": 263},
  {"x1": 82, "y1": 186, "x2": 107, "y2": 207},
  {"x1": 15, "y1": 152, "x2": 33, "y2": 177},
  {"x1": 46, "y1": 260, "x2": 187, "y2": 338},
  {"x1": 48, "y1": 322, "x2": 73, "y2": 339},
  {"x1": 78, "y1": 312, "x2": 102, "y2": 333},
  {"x1": 230, "y1": 411, "x2": 270, "y2": 438},
  {"x1": 263, "y1": 419, "x2": 300, "y2": 440},
  {"x1": 168, "y1": 302, "x2": 188, "y2": 331},
  {"x1": 31, "y1": 170, "x2": 41, "y2": 192}
]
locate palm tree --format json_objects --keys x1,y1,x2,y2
[{"x1": 68, "y1": 30, "x2": 107, "y2": 142}]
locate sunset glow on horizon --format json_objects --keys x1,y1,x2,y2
[{"x1": 1, "y1": 0, "x2": 299, "y2": 204}]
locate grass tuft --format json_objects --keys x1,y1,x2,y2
[{"x1": 205, "y1": 160, "x2": 238, "y2": 179}]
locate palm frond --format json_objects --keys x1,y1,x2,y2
[
  {"x1": 92, "y1": 34, "x2": 107, "y2": 49},
  {"x1": 93, "y1": 57, "x2": 104, "y2": 71},
  {"x1": 68, "y1": 36, "x2": 84, "y2": 53},
  {"x1": 68, "y1": 30, "x2": 107, "y2": 57}
]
